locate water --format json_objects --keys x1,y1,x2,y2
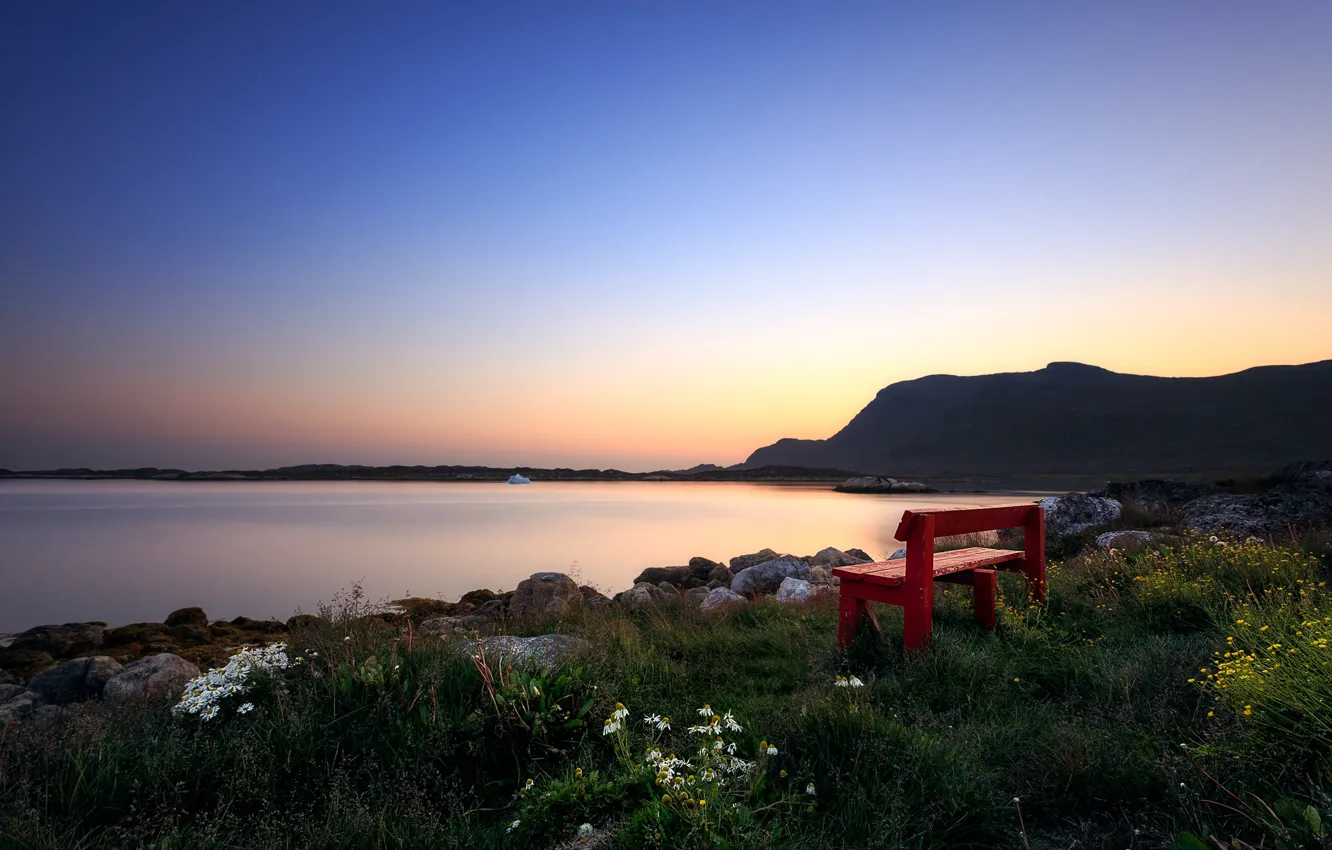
[{"x1": 0, "y1": 480, "x2": 1041, "y2": 631}]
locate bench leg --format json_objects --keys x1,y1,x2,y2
[
  {"x1": 972, "y1": 569, "x2": 997, "y2": 630},
  {"x1": 838, "y1": 595, "x2": 868, "y2": 648},
  {"x1": 902, "y1": 596, "x2": 932, "y2": 652}
]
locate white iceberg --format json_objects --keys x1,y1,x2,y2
[{"x1": 507, "y1": 474, "x2": 532, "y2": 485}]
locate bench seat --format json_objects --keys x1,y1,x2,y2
[{"x1": 832, "y1": 547, "x2": 1025, "y2": 587}]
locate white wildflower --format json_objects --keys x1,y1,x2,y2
[
  {"x1": 507, "y1": 819, "x2": 520, "y2": 833},
  {"x1": 697, "y1": 704, "x2": 712, "y2": 717},
  {"x1": 848, "y1": 676, "x2": 865, "y2": 688},
  {"x1": 237, "y1": 702, "x2": 255, "y2": 715},
  {"x1": 767, "y1": 745, "x2": 778, "y2": 756},
  {"x1": 806, "y1": 782, "x2": 816, "y2": 795}
]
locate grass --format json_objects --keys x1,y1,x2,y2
[{"x1": 3, "y1": 537, "x2": 1332, "y2": 848}]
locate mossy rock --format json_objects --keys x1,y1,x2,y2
[
  {"x1": 286, "y1": 614, "x2": 326, "y2": 631},
  {"x1": 459, "y1": 588, "x2": 500, "y2": 606}
]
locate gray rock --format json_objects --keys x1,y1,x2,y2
[
  {"x1": 579, "y1": 586, "x2": 615, "y2": 611},
  {"x1": 775, "y1": 577, "x2": 814, "y2": 604},
  {"x1": 165, "y1": 607, "x2": 209, "y2": 627},
  {"x1": 32, "y1": 704, "x2": 68, "y2": 724},
  {"x1": 11, "y1": 622, "x2": 105, "y2": 659},
  {"x1": 418, "y1": 615, "x2": 495, "y2": 636},
  {"x1": 688, "y1": 557, "x2": 723, "y2": 576},
  {"x1": 707, "y1": 565, "x2": 734, "y2": 585},
  {"x1": 632, "y1": 566, "x2": 692, "y2": 587},
  {"x1": 103, "y1": 653, "x2": 199, "y2": 701},
  {"x1": 809, "y1": 566, "x2": 831, "y2": 584},
  {"x1": 614, "y1": 582, "x2": 671, "y2": 609},
  {"x1": 1093, "y1": 530, "x2": 1157, "y2": 551},
  {"x1": 683, "y1": 586, "x2": 712, "y2": 607},
  {"x1": 0, "y1": 670, "x2": 17, "y2": 686},
  {"x1": 1102, "y1": 480, "x2": 1215, "y2": 514},
  {"x1": 845, "y1": 548, "x2": 874, "y2": 563},
  {"x1": 834, "y1": 476, "x2": 934, "y2": 494},
  {"x1": 699, "y1": 587, "x2": 746, "y2": 613},
  {"x1": 1039, "y1": 495, "x2": 1122, "y2": 537},
  {"x1": 729, "y1": 549, "x2": 779, "y2": 572},
  {"x1": 656, "y1": 582, "x2": 677, "y2": 595},
  {"x1": 455, "y1": 635, "x2": 590, "y2": 671},
  {"x1": 0, "y1": 683, "x2": 28, "y2": 703},
  {"x1": 477, "y1": 599, "x2": 508, "y2": 618},
  {"x1": 508, "y1": 572, "x2": 583, "y2": 619},
  {"x1": 889, "y1": 548, "x2": 907, "y2": 561},
  {"x1": 0, "y1": 691, "x2": 42, "y2": 724},
  {"x1": 1182, "y1": 487, "x2": 1332, "y2": 537},
  {"x1": 730, "y1": 555, "x2": 811, "y2": 596},
  {"x1": 1306, "y1": 470, "x2": 1332, "y2": 493},
  {"x1": 706, "y1": 579, "x2": 724, "y2": 589},
  {"x1": 810, "y1": 547, "x2": 847, "y2": 567},
  {"x1": 27, "y1": 656, "x2": 123, "y2": 704}
]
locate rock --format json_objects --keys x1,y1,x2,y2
[
  {"x1": 809, "y1": 566, "x2": 831, "y2": 584},
  {"x1": 683, "y1": 586, "x2": 712, "y2": 607},
  {"x1": 0, "y1": 684, "x2": 27, "y2": 703},
  {"x1": 509, "y1": 572, "x2": 584, "y2": 619},
  {"x1": 459, "y1": 588, "x2": 500, "y2": 607},
  {"x1": 477, "y1": 599, "x2": 508, "y2": 618},
  {"x1": 834, "y1": 476, "x2": 934, "y2": 494},
  {"x1": 632, "y1": 566, "x2": 692, "y2": 587},
  {"x1": 0, "y1": 647, "x2": 54, "y2": 678},
  {"x1": 810, "y1": 546, "x2": 875, "y2": 568},
  {"x1": 579, "y1": 586, "x2": 614, "y2": 611},
  {"x1": 454, "y1": 635, "x2": 590, "y2": 671},
  {"x1": 775, "y1": 577, "x2": 814, "y2": 604},
  {"x1": 32, "y1": 704, "x2": 68, "y2": 724},
  {"x1": 103, "y1": 653, "x2": 199, "y2": 701},
  {"x1": 418, "y1": 615, "x2": 495, "y2": 636},
  {"x1": 707, "y1": 565, "x2": 734, "y2": 586},
  {"x1": 730, "y1": 555, "x2": 811, "y2": 596},
  {"x1": 165, "y1": 607, "x2": 208, "y2": 627},
  {"x1": 699, "y1": 587, "x2": 746, "y2": 613},
  {"x1": 286, "y1": 614, "x2": 325, "y2": 631},
  {"x1": 0, "y1": 690, "x2": 43, "y2": 724},
  {"x1": 1309, "y1": 470, "x2": 1332, "y2": 492},
  {"x1": 229, "y1": 616, "x2": 287, "y2": 633},
  {"x1": 846, "y1": 547, "x2": 874, "y2": 562},
  {"x1": 27, "y1": 656, "x2": 123, "y2": 704},
  {"x1": 0, "y1": 670, "x2": 17, "y2": 686},
  {"x1": 888, "y1": 548, "x2": 907, "y2": 560},
  {"x1": 1039, "y1": 495, "x2": 1123, "y2": 537},
  {"x1": 11, "y1": 622, "x2": 105, "y2": 659},
  {"x1": 688, "y1": 557, "x2": 723, "y2": 576},
  {"x1": 613, "y1": 582, "x2": 670, "y2": 609},
  {"x1": 706, "y1": 579, "x2": 724, "y2": 589},
  {"x1": 729, "y1": 549, "x2": 779, "y2": 572},
  {"x1": 1093, "y1": 530, "x2": 1159, "y2": 551},
  {"x1": 1102, "y1": 480, "x2": 1215, "y2": 514},
  {"x1": 105, "y1": 622, "x2": 171, "y2": 647},
  {"x1": 1182, "y1": 486, "x2": 1332, "y2": 537}
]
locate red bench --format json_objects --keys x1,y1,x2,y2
[{"x1": 833, "y1": 503, "x2": 1045, "y2": 651}]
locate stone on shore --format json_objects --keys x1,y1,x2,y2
[
  {"x1": 834, "y1": 476, "x2": 934, "y2": 494},
  {"x1": 0, "y1": 688, "x2": 44, "y2": 724},
  {"x1": 103, "y1": 653, "x2": 200, "y2": 701},
  {"x1": 1039, "y1": 494, "x2": 1123, "y2": 537},
  {"x1": 699, "y1": 587, "x2": 746, "y2": 613},
  {"x1": 165, "y1": 607, "x2": 209, "y2": 627},
  {"x1": 580, "y1": 586, "x2": 615, "y2": 611},
  {"x1": 27, "y1": 656, "x2": 123, "y2": 704},
  {"x1": 1094, "y1": 530, "x2": 1158, "y2": 551},
  {"x1": 419, "y1": 615, "x2": 495, "y2": 636},
  {"x1": 775, "y1": 577, "x2": 814, "y2": 604},
  {"x1": 508, "y1": 572, "x2": 583, "y2": 619},
  {"x1": 845, "y1": 547, "x2": 874, "y2": 562},
  {"x1": 455, "y1": 635, "x2": 590, "y2": 671},
  {"x1": 614, "y1": 582, "x2": 671, "y2": 609},
  {"x1": 1182, "y1": 487, "x2": 1332, "y2": 537},
  {"x1": 11, "y1": 622, "x2": 105, "y2": 659},
  {"x1": 707, "y1": 565, "x2": 734, "y2": 585},
  {"x1": 631, "y1": 566, "x2": 692, "y2": 586},
  {"x1": 809, "y1": 547, "x2": 874, "y2": 568},
  {"x1": 729, "y1": 549, "x2": 779, "y2": 573},
  {"x1": 730, "y1": 555, "x2": 811, "y2": 596},
  {"x1": 0, "y1": 670, "x2": 17, "y2": 686}
]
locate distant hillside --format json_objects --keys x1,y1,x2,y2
[{"x1": 744, "y1": 360, "x2": 1332, "y2": 478}]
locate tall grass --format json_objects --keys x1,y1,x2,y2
[{"x1": 2, "y1": 536, "x2": 1331, "y2": 848}]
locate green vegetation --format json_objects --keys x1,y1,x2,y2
[{"x1": 3, "y1": 538, "x2": 1332, "y2": 848}]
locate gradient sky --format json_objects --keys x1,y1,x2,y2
[{"x1": 2, "y1": 1, "x2": 1330, "y2": 471}]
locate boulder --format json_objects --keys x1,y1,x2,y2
[
  {"x1": 707, "y1": 565, "x2": 734, "y2": 585},
  {"x1": 1307, "y1": 470, "x2": 1332, "y2": 493},
  {"x1": 477, "y1": 599, "x2": 508, "y2": 618},
  {"x1": 888, "y1": 548, "x2": 907, "y2": 560},
  {"x1": 579, "y1": 586, "x2": 614, "y2": 611},
  {"x1": 683, "y1": 586, "x2": 712, "y2": 607},
  {"x1": 0, "y1": 647, "x2": 54, "y2": 678},
  {"x1": 632, "y1": 566, "x2": 692, "y2": 587},
  {"x1": 775, "y1": 577, "x2": 814, "y2": 604},
  {"x1": 229, "y1": 616, "x2": 287, "y2": 633},
  {"x1": 11, "y1": 622, "x2": 105, "y2": 659},
  {"x1": 809, "y1": 566, "x2": 831, "y2": 585},
  {"x1": 846, "y1": 547, "x2": 874, "y2": 562},
  {"x1": 165, "y1": 607, "x2": 208, "y2": 627},
  {"x1": 731, "y1": 555, "x2": 811, "y2": 596},
  {"x1": 729, "y1": 549, "x2": 780, "y2": 572},
  {"x1": 459, "y1": 588, "x2": 501, "y2": 607},
  {"x1": 27, "y1": 656, "x2": 123, "y2": 704},
  {"x1": 103, "y1": 653, "x2": 199, "y2": 701},
  {"x1": 418, "y1": 615, "x2": 494, "y2": 636},
  {"x1": 455, "y1": 635, "x2": 590, "y2": 671},
  {"x1": 613, "y1": 582, "x2": 670, "y2": 609},
  {"x1": 810, "y1": 547, "x2": 874, "y2": 568},
  {"x1": 834, "y1": 476, "x2": 934, "y2": 494},
  {"x1": 0, "y1": 689, "x2": 43, "y2": 724},
  {"x1": 0, "y1": 684, "x2": 27, "y2": 703},
  {"x1": 1102, "y1": 480, "x2": 1215, "y2": 514},
  {"x1": 286, "y1": 614, "x2": 325, "y2": 631},
  {"x1": 688, "y1": 557, "x2": 723, "y2": 576},
  {"x1": 0, "y1": 670, "x2": 17, "y2": 686},
  {"x1": 699, "y1": 587, "x2": 746, "y2": 613},
  {"x1": 508, "y1": 572, "x2": 583, "y2": 619},
  {"x1": 1182, "y1": 487, "x2": 1332, "y2": 537},
  {"x1": 1039, "y1": 495, "x2": 1123, "y2": 537}
]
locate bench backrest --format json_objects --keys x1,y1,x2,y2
[{"x1": 894, "y1": 503, "x2": 1045, "y2": 591}]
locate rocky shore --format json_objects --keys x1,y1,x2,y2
[{"x1": 5, "y1": 462, "x2": 1330, "y2": 726}]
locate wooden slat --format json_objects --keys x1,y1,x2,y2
[
  {"x1": 894, "y1": 504, "x2": 1039, "y2": 540},
  {"x1": 832, "y1": 547, "x2": 1024, "y2": 587}
]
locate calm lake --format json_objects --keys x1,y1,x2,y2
[{"x1": 0, "y1": 481, "x2": 1042, "y2": 632}]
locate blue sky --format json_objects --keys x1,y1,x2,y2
[{"x1": 2, "y1": 1, "x2": 1330, "y2": 470}]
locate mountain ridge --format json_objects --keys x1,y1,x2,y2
[{"x1": 743, "y1": 359, "x2": 1332, "y2": 478}]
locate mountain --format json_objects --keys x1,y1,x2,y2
[{"x1": 743, "y1": 360, "x2": 1332, "y2": 478}]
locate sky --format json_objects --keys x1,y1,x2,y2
[{"x1": 2, "y1": 1, "x2": 1330, "y2": 472}]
